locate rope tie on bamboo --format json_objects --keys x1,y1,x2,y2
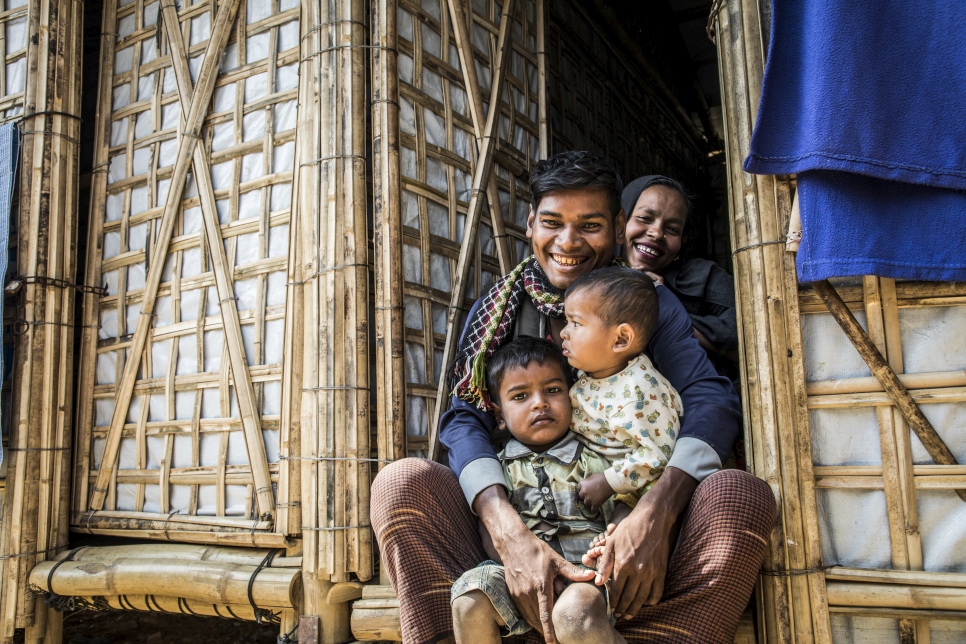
[
  {"x1": 374, "y1": 304, "x2": 405, "y2": 310},
  {"x1": 759, "y1": 565, "x2": 835, "y2": 577},
  {"x1": 278, "y1": 624, "x2": 299, "y2": 644},
  {"x1": 371, "y1": 98, "x2": 401, "y2": 108},
  {"x1": 40, "y1": 547, "x2": 90, "y2": 612},
  {"x1": 19, "y1": 130, "x2": 80, "y2": 145},
  {"x1": 731, "y1": 238, "x2": 786, "y2": 256},
  {"x1": 302, "y1": 385, "x2": 370, "y2": 392},
  {"x1": 298, "y1": 153, "x2": 367, "y2": 168},
  {"x1": 247, "y1": 549, "x2": 282, "y2": 624},
  {"x1": 5, "y1": 446, "x2": 71, "y2": 453},
  {"x1": 301, "y1": 19, "x2": 367, "y2": 44},
  {"x1": 161, "y1": 509, "x2": 180, "y2": 542},
  {"x1": 287, "y1": 261, "x2": 370, "y2": 285},
  {"x1": 300, "y1": 43, "x2": 398, "y2": 63},
  {"x1": 280, "y1": 455, "x2": 394, "y2": 464},
  {"x1": 14, "y1": 110, "x2": 82, "y2": 124},
  {"x1": 706, "y1": 0, "x2": 725, "y2": 43},
  {"x1": 5, "y1": 274, "x2": 108, "y2": 297},
  {"x1": 0, "y1": 544, "x2": 70, "y2": 560},
  {"x1": 301, "y1": 524, "x2": 371, "y2": 531}
]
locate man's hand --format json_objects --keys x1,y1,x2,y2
[
  {"x1": 474, "y1": 484, "x2": 594, "y2": 643},
  {"x1": 592, "y1": 467, "x2": 698, "y2": 619},
  {"x1": 577, "y1": 472, "x2": 615, "y2": 513}
]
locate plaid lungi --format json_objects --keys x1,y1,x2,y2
[{"x1": 371, "y1": 459, "x2": 776, "y2": 644}]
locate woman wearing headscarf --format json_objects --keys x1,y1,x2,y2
[{"x1": 621, "y1": 175, "x2": 739, "y2": 383}]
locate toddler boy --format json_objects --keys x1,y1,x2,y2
[
  {"x1": 560, "y1": 267, "x2": 682, "y2": 514},
  {"x1": 450, "y1": 337, "x2": 628, "y2": 643}
]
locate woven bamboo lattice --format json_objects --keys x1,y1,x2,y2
[
  {"x1": 378, "y1": 0, "x2": 545, "y2": 461},
  {"x1": 73, "y1": 0, "x2": 302, "y2": 547},
  {"x1": 0, "y1": 0, "x2": 27, "y2": 120},
  {"x1": 544, "y1": 0, "x2": 703, "y2": 185},
  {"x1": 717, "y1": 1, "x2": 966, "y2": 642}
]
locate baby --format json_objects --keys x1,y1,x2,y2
[
  {"x1": 450, "y1": 337, "x2": 629, "y2": 643},
  {"x1": 560, "y1": 267, "x2": 682, "y2": 515}
]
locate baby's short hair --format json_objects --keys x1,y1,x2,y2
[
  {"x1": 486, "y1": 337, "x2": 571, "y2": 402},
  {"x1": 565, "y1": 267, "x2": 660, "y2": 344}
]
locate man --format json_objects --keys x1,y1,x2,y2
[{"x1": 371, "y1": 151, "x2": 776, "y2": 643}]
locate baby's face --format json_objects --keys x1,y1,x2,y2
[
  {"x1": 494, "y1": 360, "x2": 572, "y2": 452},
  {"x1": 560, "y1": 288, "x2": 617, "y2": 375}
]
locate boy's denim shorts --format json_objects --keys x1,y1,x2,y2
[
  {"x1": 451, "y1": 561, "x2": 612, "y2": 637},
  {"x1": 451, "y1": 561, "x2": 531, "y2": 636}
]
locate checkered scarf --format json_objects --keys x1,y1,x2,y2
[{"x1": 450, "y1": 256, "x2": 564, "y2": 410}]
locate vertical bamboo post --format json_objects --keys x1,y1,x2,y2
[
  {"x1": 715, "y1": 0, "x2": 831, "y2": 642},
  {"x1": 0, "y1": 0, "x2": 83, "y2": 640},
  {"x1": 371, "y1": 0, "x2": 407, "y2": 466},
  {"x1": 536, "y1": 0, "x2": 548, "y2": 158}
]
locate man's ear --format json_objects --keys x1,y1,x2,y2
[
  {"x1": 526, "y1": 206, "x2": 535, "y2": 239},
  {"x1": 612, "y1": 322, "x2": 636, "y2": 353},
  {"x1": 614, "y1": 208, "x2": 627, "y2": 247}
]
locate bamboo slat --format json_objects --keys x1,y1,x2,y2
[
  {"x1": 75, "y1": 0, "x2": 304, "y2": 543},
  {"x1": 0, "y1": 0, "x2": 83, "y2": 641},
  {"x1": 715, "y1": 0, "x2": 830, "y2": 641}
]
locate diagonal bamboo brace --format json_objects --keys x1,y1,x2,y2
[{"x1": 812, "y1": 279, "x2": 966, "y2": 502}]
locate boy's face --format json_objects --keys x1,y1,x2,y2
[
  {"x1": 493, "y1": 360, "x2": 572, "y2": 452},
  {"x1": 560, "y1": 288, "x2": 623, "y2": 377}
]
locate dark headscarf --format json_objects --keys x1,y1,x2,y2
[{"x1": 620, "y1": 175, "x2": 692, "y2": 221}]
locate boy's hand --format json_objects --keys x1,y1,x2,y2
[
  {"x1": 581, "y1": 502, "x2": 632, "y2": 584},
  {"x1": 577, "y1": 472, "x2": 615, "y2": 513}
]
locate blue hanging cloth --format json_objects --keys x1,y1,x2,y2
[
  {"x1": 0, "y1": 122, "x2": 20, "y2": 467},
  {"x1": 744, "y1": 0, "x2": 966, "y2": 282}
]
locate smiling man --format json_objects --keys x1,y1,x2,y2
[{"x1": 371, "y1": 151, "x2": 776, "y2": 644}]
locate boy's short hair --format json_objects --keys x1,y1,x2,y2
[
  {"x1": 529, "y1": 151, "x2": 623, "y2": 217},
  {"x1": 486, "y1": 337, "x2": 571, "y2": 403},
  {"x1": 565, "y1": 267, "x2": 660, "y2": 345}
]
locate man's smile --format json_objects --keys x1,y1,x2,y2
[{"x1": 550, "y1": 253, "x2": 588, "y2": 267}]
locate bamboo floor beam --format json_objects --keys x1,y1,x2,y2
[
  {"x1": 429, "y1": 0, "x2": 516, "y2": 461},
  {"x1": 812, "y1": 279, "x2": 966, "y2": 502}
]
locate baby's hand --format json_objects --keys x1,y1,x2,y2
[{"x1": 577, "y1": 472, "x2": 615, "y2": 514}]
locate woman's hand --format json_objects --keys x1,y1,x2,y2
[
  {"x1": 644, "y1": 270, "x2": 665, "y2": 286},
  {"x1": 475, "y1": 485, "x2": 594, "y2": 643},
  {"x1": 591, "y1": 468, "x2": 697, "y2": 619}
]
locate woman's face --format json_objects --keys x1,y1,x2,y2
[{"x1": 624, "y1": 185, "x2": 688, "y2": 274}]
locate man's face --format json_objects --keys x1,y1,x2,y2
[
  {"x1": 526, "y1": 189, "x2": 626, "y2": 290},
  {"x1": 493, "y1": 360, "x2": 572, "y2": 452}
]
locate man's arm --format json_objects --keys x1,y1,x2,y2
[{"x1": 648, "y1": 284, "x2": 741, "y2": 482}]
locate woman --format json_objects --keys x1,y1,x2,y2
[{"x1": 620, "y1": 175, "x2": 739, "y2": 382}]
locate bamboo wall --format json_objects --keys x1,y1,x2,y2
[{"x1": 717, "y1": 2, "x2": 966, "y2": 643}]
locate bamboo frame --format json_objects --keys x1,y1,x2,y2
[
  {"x1": 74, "y1": 0, "x2": 304, "y2": 544},
  {"x1": 0, "y1": 0, "x2": 84, "y2": 641}
]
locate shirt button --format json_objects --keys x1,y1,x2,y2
[
  {"x1": 543, "y1": 535, "x2": 552, "y2": 541},
  {"x1": 541, "y1": 487, "x2": 550, "y2": 494}
]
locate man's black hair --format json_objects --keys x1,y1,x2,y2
[
  {"x1": 486, "y1": 337, "x2": 571, "y2": 403},
  {"x1": 529, "y1": 151, "x2": 623, "y2": 217},
  {"x1": 565, "y1": 267, "x2": 659, "y2": 346}
]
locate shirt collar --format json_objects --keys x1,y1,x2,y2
[{"x1": 502, "y1": 432, "x2": 581, "y2": 464}]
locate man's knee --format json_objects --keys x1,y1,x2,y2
[
  {"x1": 372, "y1": 457, "x2": 449, "y2": 497},
  {"x1": 693, "y1": 469, "x2": 777, "y2": 537},
  {"x1": 552, "y1": 584, "x2": 608, "y2": 643}
]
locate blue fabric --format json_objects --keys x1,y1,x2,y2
[
  {"x1": 745, "y1": 0, "x2": 966, "y2": 282},
  {"x1": 0, "y1": 123, "x2": 19, "y2": 467},
  {"x1": 440, "y1": 285, "x2": 741, "y2": 481},
  {"x1": 796, "y1": 171, "x2": 966, "y2": 283}
]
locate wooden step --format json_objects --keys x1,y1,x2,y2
[{"x1": 350, "y1": 585, "x2": 757, "y2": 642}]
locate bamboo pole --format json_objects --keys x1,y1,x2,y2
[
  {"x1": 806, "y1": 370, "x2": 966, "y2": 396},
  {"x1": 371, "y1": 0, "x2": 407, "y2": 466},
  {"x1": 825, "y1": 582, "x2": 966, "y2": 612},
  {"x1": 715, "y1": 0, "x2": 831, "y2": 640},
  {"x1": 536, "y1": 0, "x2": 548, "y2": 159},
  {"x1": 89, "y1": 0, "x2": 243, "y2": 514},
  {"x1": 429, "y1": 0, "x2": 516, "y2": 461},
  {"x1": 29, "y1": 559, "x2": 301, "y2": 610},
  {"x1": 158, "y1": 0, "x2": 275, "y2": 521},
  {"x1": 812, "y1": 279, "x2": 966, "y2": 502},
  {"x1": 0, "y1": 0, "x2": 83, "y2": 640}
]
